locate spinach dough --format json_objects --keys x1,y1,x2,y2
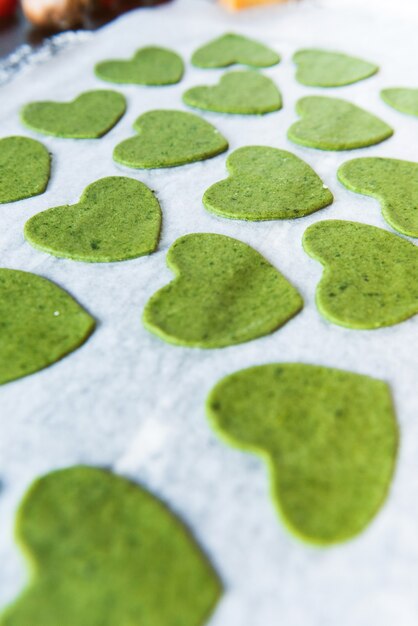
[
  {"x1": 183, "y1": 71, "x2": 282, "y2": 115},
  {"x1": 143, "y1": 233, "x2": 303, "y2": 348},
  {"x1": 191, "y1": 33, "x2": 280, "y2": 68},
  {"x1": 338, "y1": 157, "x2": 418, "y2": 238},
  {"x1": 95, "y1": 46, "x2": 184, "y2": 85},
  {"x1": 21, "y1": 90, "x2": 126, "y2": 138},
  {"x1": 24, "y1": 177, "x2": 162, "y2": 262},
  {"x1": 0, "y1": 269, "x2": 95, "y2": 385},
  {"x1": 303, "y1": 219, "x2": 418, "y2": 329},
  {"x1": 293, "y1": 49, "x2": 378, "y2": 87},
  {"x1": 207, "y1": 363, "x2": 398, "y2": 544},
  {"x1": 288, "y1": 96, "x2": 393, "y2": 150},
  {"x1": 0, "y1": 136, "x2": 50, "y2": 204},
  {"x1": 203, "y1": 146, "x2": 333, "y2": 220},
  {"x1": 113, "y1": 110, "x2": 228, "y2": 169},
  {"x1": 381, "y1": 88, "x2": 418, "y2": 117},
  {"x1": 0, "y1": 466, "x2": 222, "y2": 626}
]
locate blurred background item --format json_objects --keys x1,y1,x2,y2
[
  {"x1": 22, "y1": 0, "x2": 93, "y2": 28},
  {"x1": 0, "y1": 0, "x2": 170, "y2": 55},
  {"x1": 0, "y1": 0, "x2": 293, "y2": 57},
  {"x1": 220, "y1": 0, "x2": 289, "y2": 10},
  {"x1": 0, "y1": 0, "x2": 19, "y2": 19}
]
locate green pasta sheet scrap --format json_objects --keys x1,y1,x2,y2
[
  {"x1": 0, "y1": 136, "x2": 50, "y2": 204},
  {"x1": 293, "y1": 49, "x2": 378, "y2": 87},
  {"x1": 143, "y1": 233, "x2": 302, "y2": 348},
  {"x1": 113, "y1": 109, "x2": 228, "y2": 169},
  {"x1": 191, "y1": 33, "x2": 280, "y2": 69},
  {"x1": 24, "y1": 177, "x2": 162, "y2": 263},
  {"x1": 183, "y1": 71, "x2": 282, "y2": 115},
  {"x1": 21, "y1": 90, "x2": 126, "y2": 138},
  {"x1": 303, "y1": 219, "x2": 418, "y2": 329},
  {"x1": 207, "y1": 363, "x2": 398, "y2": 545},
  {"x1": 338, "y1": 157, "x2": 418, "y2": 238},
  {"x1": 288, "y1": 96, "x2": 393, "y2": 151},
  {"x1": 381, "y1": 88, "x2": 418, "y2": 117},
  {"x1": 95, "y1": 46, "x2": 184, "y2": 85},
  {"x1": 0, "y1": 269, "x2": 95, "y2": 385},
  {"x1": 203, "y1": 146, "x2": 333, "y2": 221},
  {"x1": 0, "y1": 466, "x2": 222, "y2": 626}
]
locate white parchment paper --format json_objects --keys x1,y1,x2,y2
[{"x1": 1, "y1": 1, "x2": 418, "y2": 624}]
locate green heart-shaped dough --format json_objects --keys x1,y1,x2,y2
[
  {"x1": 24, "y1": 177, "x2": 162, "y2": 262},
  {"x1": 207, "y1": 363, "x2": 398, "y2": 544},
  {"x1": 143, "y1": 233, "x2": 303, "y2": 348},
  {"x1": 0, "y1": 136, "x2": 50, "y2": 204},
  {"x1": 338, "y1": 157, "x2": 418, "y2": 238},
  {"x1": 293, "y1": 49, "x2": 378, "y2": 87},
  {"x1": 113, "y1": 109, "x2": 228, "y2": 169},
  {"x1": 303, "y1": 219, "x2": 418, "y2": 329},
  {"x1": 0, "y1": 269, "x2": 95, "y2": 385},
  {"x1": 0, "y1": 466, "x2": 222, "y2": 626},
  {"x1": 288, "y1": 96, "x2": 393, "y2": 151},
  {"x1": 21, "y1": 90, "x2": 126, "y2": 138},
  {"x1": 95, "y1": 46, "x2": 184, "y2": 85},
  {"x1": 203, "y1": 146, "x2": 333, "y2": 220},
  {"x1": 381, "y1": 87, "x2": 418, "y2": 117},
  {"x1": 183, "y1": 71, "x2": 282, "y2": 115},
  {"x1": 191, "y1": 33, "x2": 280, "y2": 68}
]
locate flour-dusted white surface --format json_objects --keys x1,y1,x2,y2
[{"x1": 0, "y1": 1, "x2": 418, "y2": 624}]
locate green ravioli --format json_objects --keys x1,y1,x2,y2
[
  {"x1": 0, "y1": 136, "x2": 50, "y2": 204},
  {"x1": 95, "y1": 46, "x2": 184, "y2": 85},
  {"x1": 338, "y1": 157, "x2": 418, "y2": 238},
  {"x1": 203, "y1": 146, "x2": 333, "y2": 220},
  {"x1": 293, "y1": 49, "x2": 378, "y2": 87},
  {"x1": 0, "y1": 466, "x2": 222, "y2": 626},
  {"x1": 0, "y1": 269, "x2": 95, "y2": 385},
  {"x1": 21, "y1": 90, "x2": 126, "y2": 138},
  {"x1": 143, "y1": 233, "x2": 302, "y2": 348},
  {"x1": 303, "y1": 219, "x2": 418, "y2": 329},
  {"x1": 288, "y1": 96, "x2": 393, "y2": 150},
  {"x1": 207, "y1": 363, "x2": 398, "y2": 545},
  {"x1": 113, "y1": 109, "x2": 228, "y2": 169},
  {"x1": 183, "y1": 71, "x2": 282, "y2": 115},
  {"x1": 24, "y1": 177, "x2": 162, "y2": 263},
  {"x1": 381, "y1": 87, "x2": 418, "y2": 117},
  {"x1": 191, "y1": 33, "x2": 280, "y2": 69}
]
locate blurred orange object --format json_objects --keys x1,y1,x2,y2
[{"x1": 220, "y1": 0, "x2": 288, "y2": 9}]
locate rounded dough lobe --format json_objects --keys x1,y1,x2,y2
[
  {"x1": 203, "y1": 146, "x2": 333, "y2": 220},
  {"x1": 293, "y1": 48, "x2": 378, "y2": 87},
  {"x1": 143, "y1": 233, "x2": 303, "y2": 348},
  {"x1": 0, "y1": 466, "x2": 222, "y2": 626},
  {"x1": 303, "y1": 219, "x2": 418, "y2": 329},
  {"x1": 381, "y1": 87, "x2": 418, "y2": 117},
  {"x1": 21, "y1": 90, "x2": 126, "y2": 138},
  {"x1": 95, "y1": 46, "x2": 184, "y2": 85},
  {"x1": 183, "y1": 71, "x2": 282, "y2": 115},
  {"x1": 191, "y1": 33, "x2": 280, "y2": 68},
  {"x1": 113, "y1": 109, "x2": 228, "y2": 169},
  {"x1": 288, "y1": 96, "x2": 393, "y2": 150},
  {"x1": 0, "y1": 269, "x2": 95, "y2": 385},
  {"x1": 338, "y1": 157, "x2": 418, "y2": 238},
  {"x1": 25, "y1": 176, "x2": 162, "y2": 262},
  {"x1": 207, "y1": 363, "x2": 398, "y2": 544},
  {"x1": 0, "y1": 136, "x2": 50, "y2": 203}
]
